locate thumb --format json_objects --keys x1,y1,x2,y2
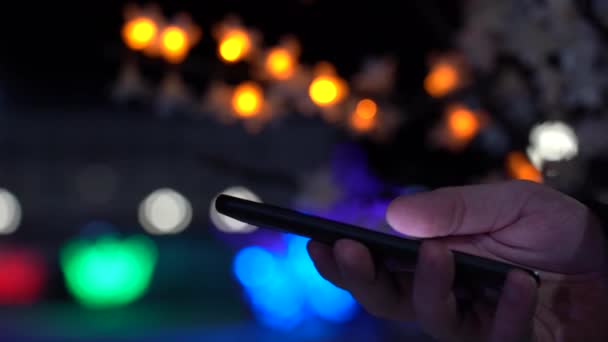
[{"x1": 386, "y1": 180, "x2": 540, "y2": 238}]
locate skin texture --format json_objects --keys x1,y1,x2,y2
[{"x1": 307, "y1": 180, "x2": 608, "y2": 341}]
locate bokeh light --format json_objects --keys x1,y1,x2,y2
[
  {"x1": 160, "y1": 26, "x2": 189, "y2": 63},
  {"x1": 162, "y1": 26, "x2": 186, "y2": 52},
  {"x1": 233, "y1": 234, "x2": 358, "y2": 331},
  {"x1": 0, "y1": 248, "x2": 47, "y2": 305},
  {"x1": 234, "y1": 245, "x2": 306, "y2": 330},
  {"x1": 233, "y1": 246, "x2": 281, "y2": 289},
  {"x1": 309, "y1": 76, "x2": 347, "y2": 107},
  {"x1": 506, "y1": 151, "x2": 543, "y2": 183},
  {"x1": 231, "y1": 82, "x2": 264, "y2": 118},
  {"x1": 354, "y1": 99, "x2": 377, "y2": 120},
  {"x1": 0, "y1": 189, "x2": 22, "y2": 235},
  {"x1": 350, "y1": 99, "x2": 378, "y2": 133},
  {"x1": 210, "y1": 186, "x2": 261, "y2": 233},
  {"x1": 122, "y1": 17, "x2": 158, "y2": 51},
  {"x1": 284, "y1": 235, "x2": 357, "y2": 323},
  {"x1": 527, "y1": 121, "x2": 579, "y2": 169},
  {"x1": 218, "y1": 29, "x2": 251, "y2": 63},
  {"x1": 139, "y1": 188, "x2": 193, "y2": 235},
  {"x1": 61, "y1": 234, "x2": 157, "y2": 309},
  {"x1": 446, "y1": 104, "x2": 480, "y2": 140},
  {"x1": 265, "y1": 47, "x2": 296, "y2": 80},
  {"x1": 424, "y1": 60, "x2": 462, "y2": 98},
  {"x1": 247, "y1": 272, "x2": 307, "y2": 331}
]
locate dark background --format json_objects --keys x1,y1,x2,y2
[{"x1": 0, "y1": 1, "x2": 606, "y2": 341}]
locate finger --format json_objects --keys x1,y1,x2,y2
[
  {"x1": 307, "y1": 240, "x2": 345, "y2": 289},
  {"x1": 413, "y1": 241, "x2": 461, "y2": 340},
  {"x1": 489, "y1": 270, "x2": 538, "y2": 342},
  {"x1": 386, "y1": 180, "x2": 541, "y2": 238},
  {"x1": 334, "y1": 239, "x2": 414, "y2": 320}
]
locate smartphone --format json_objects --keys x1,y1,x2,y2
[{"x1": 215, "y1": 194, "x2": 541, "y2": 291}]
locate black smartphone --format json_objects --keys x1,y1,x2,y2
[{"x1": 215, "y1": 194, "x2": 541, "y2": 292}]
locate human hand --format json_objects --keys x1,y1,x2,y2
[{"x1": 307, "y1": 180, "x2": 608, "y2": 341}]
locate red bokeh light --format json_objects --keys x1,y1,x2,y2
[{"x1": 0, "y1": 248, "x2": 47, "y2": 305}]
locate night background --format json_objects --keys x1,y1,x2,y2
[{"x1": 0, "y1": 0, "x2": 607, "y2": 341}]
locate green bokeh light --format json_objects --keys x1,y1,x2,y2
[{"x1": 61, "y1": 234, "x2": 158, "y2": 309}]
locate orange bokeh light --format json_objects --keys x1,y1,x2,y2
[
  {"x1": 122, "y1": 17, "x2": 158, "y2": 50},
  {"x1": 446, "y1": 105, "x2": 480, "y2": 141},
  {"x1": 355, "y1": 99, "x2": 377, "y2": 119},
  {"x1": 219, "y1": 29, "x2": 251, "y2": 63},
  {"x1": 265, "y1": 47, "x2": 295, "y2": 80},
  {"x1": 309, "y1": 76, "x2": 347, "y2": 107},
  {"x1": 424, "y1": 62, "x2": 461, "y2": 98},
  {"x1": 232, "y1": 82, "x2": 264, "y2": 118},
  {"x1": 506, "y1": 152, "x2": 543, "y2": 183},
  {"x1": 160, "y1": 26, "x2": 189, "y2": 63},
  {"x1": 350, "y1": 114, "x2": 375, "y2": 133},
  {"x1": 349, "y1": 99, "x2": 378, "y2": 133}
]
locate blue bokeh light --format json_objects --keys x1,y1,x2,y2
[
  {"x1": 233, "y1": 246, "x2": 281, "y2": 289},
  {"x1": 284, "y1": 234, "x2": 317, "y2": 283},
  {"x1": 307, "y1": 279, "x2": 357, "y2": 323},
  {"x1": 246, "y1": 274, "x2": 306, "y2": 331},
  {"x1": 284, "y1": 235, "x2": 357, "y2": 323},
  {"x1": 232, "y1": 234, "x2": 358, "y2": 330}
]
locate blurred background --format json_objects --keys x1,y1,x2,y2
[{"x1": 0, "y1": 0, "x2": 608, "y2": 340}]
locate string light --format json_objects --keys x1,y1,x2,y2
[
  {"x1": 117, "y1": 9, "x2": 404, "y2": 140},
  {"x1": 265, "y1": 47, "x2": 296, "y2": 80},
  {"x1": 309, "y1": 75, "x2": 347, "y2": 107},
  {"x1": 355, "y1": 99, "x2": 377, "y2": 119},
  {"x1": 121, "y1": 4, "x2": 165, "y2": 57},
  {"x1": 138, "y1": 188, "x2": 192, "y2": 235},
  {"x1": 349, "y1": 99, "x2": 378, "y2": 133},
  {"x1": 0, "y1": 189, "x2": 21, "y2": 235},
  {"x1": 122, "y1": 5, "x2": 201, "y2": 64},
  {"x1": 161, "y1": 26, "x2": 187, "y2": 58},
  {"x1": 218, "y1": 29, "x2": 251, "y2": 63},
  {"x1": 122, "y1": 17, "x2": 158, "y2": 51},
  {"x1": 424, "y1": 58, "x2": 464, "y2": 98},
  {"x1": 446, "y1": 104, "x2": 480, "y2": 141},
  {"x1": 506, "y1": 151, "x2": 543, "y2": 183},
  {"x1": 527, "y1": 121, "x2": 579, "y2": 169},
  {"x1": 159, "y1": 18, "x2": 202, "y2": 64},
  {"x1": 231, "y1": 82, "x2": 264, "y2": 118}
]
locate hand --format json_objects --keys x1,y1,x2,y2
[{"x1": 307, "y1": 180, "x2": 608, "y2": 341}]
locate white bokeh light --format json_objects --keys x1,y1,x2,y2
[
  {"x1": 0, "y1": 189, "x2": 21, "y2": 235},
  {"x1": 210, "y1": 186, "x2": 261, "y2": 233},
  {"x1": 139, "y1": 188, "x2": 192, "y2": 235},
  {"x1": 527, "y1": 121, "x2": 579, "y2": 169}
]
